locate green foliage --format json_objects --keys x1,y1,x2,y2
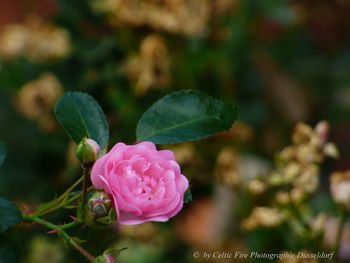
[
  {"x1": 184, "y1": 189, "x2": 192, "y2": 204},
  {"x1": 55, "y1": 92, "x2": 109, "y2": 148},
  {"x1": 0, "y1": 142, "x2": 5, "y2": 167},
  {"x1": 0, "y1": 235, "x2": 19, "y2": 263},
  {"x1": 136, "y1": 90, "x2": 239, "y2": 144},
  {"x1": 0, "y1": 197, "x2": 22, "y2": 232}
]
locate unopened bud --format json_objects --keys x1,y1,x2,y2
[
  {"x1": 94, "y1": 255, "x2": 116, "y2": 263},
  {"x1": 86, "y1": 190, "x2": 116, "y2": 227},
  {"x1": 76, "y1": 138, "x2": 100, "y2": 166}
]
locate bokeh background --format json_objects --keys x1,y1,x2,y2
[{"x1": 1, "y1": 0, "x2": 350, "y2": 262}]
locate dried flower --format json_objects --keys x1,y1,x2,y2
[
  {"x1": 124, "y1": 34, "x2": 170, "y2": 96},
  {"x1": 91, "y1": 0, "x2": 211, "y2": 37},
  {"x1": 0, "y1": 24, "x2": 29, "y2": 59},
  {"x1": 215, "y1": 148, "x2": 240, "y2": 187},
  {"x1": 25, "y1": 18, "x2": 71, "y2": 62},
  {"x1": 17, "y1": 73, "x2": 63, "y2": 131},
  {"x1": 0, "y1": 16, "x2": 71, "y2": 62},
  {"x1": 293, "y1": 165, "x2": 319, "y2": 194},
  {"x1": 242, "y1": 207, "x2": 286, "y2": 230},
  {"x1": 292, "y1": 123, "x2": 314, "y2": 145},
  {"x1": 248, "y1": 179, "x2": 267, "y2": 195},
  {"x1": 275, "y1": 191, "x2": 290, "y2": 205}
]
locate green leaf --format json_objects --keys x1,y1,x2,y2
[
  {"x1": 184, "y1": 189, "x2": 192, "y2": 204},
  {"x1": 136, "y1": 90, "x2": 239, "y2": 144},
  {"x1": 0, "y1": 234, "x2": 19, "y2": 263},
  {"x1": 54, "y1": 92, "x2": 109, "y2": 148},
  {"x1": 0, "y1": 197, "x2": 23, "y2": 232},
  {"x1": 0, "y1": 142, "x2": 6, "y2": 167}
]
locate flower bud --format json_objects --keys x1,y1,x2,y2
[
  {"x1": 86, "y1": 190, "x2": 116, "y2": 227},
  {"x1": 76, "y1": 138, "x2": 100, "y2": 166},
  {"x1": 94, "y1": 255, "x2": 117, "y2": 263}
]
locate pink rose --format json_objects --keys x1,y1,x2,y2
[{"x1": 91, "y1": 142, "x2": 189, "y2": 225}]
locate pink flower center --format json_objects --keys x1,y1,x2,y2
[{"x1": 117, "y1": 161, "x2": 171, "y2": 201}]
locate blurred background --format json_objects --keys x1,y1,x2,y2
[{"x1": 1, "y1": 0, "x2": 350, "y2": 262}]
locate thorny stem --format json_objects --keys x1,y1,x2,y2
[
  {"x1": 81, "y1": 165, "x2": 91, "y2": 221},
  {"x1": 34, "y1": 176, "x2": 84, "y2": 217},
  {"x1": 23, "y1": 214, "x2": 95, "y2": 262}
]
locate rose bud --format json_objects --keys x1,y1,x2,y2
[
  {"x1": 76, "y1": 138, "x2": 100, "y2": 166},
  {"x1": 91, "y1": 142, "x2": 189, "y2": 225},
  {"x1": 86, "y1": 190, "x2": 117, "y2": 227},
  {"x1": 93, "y1": 255, "x2": 117, "y2": 263}
]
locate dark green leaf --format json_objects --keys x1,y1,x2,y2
[
  {"x1": 0, "y1": 235, "x2": 19, "y2": 263},
  {"x1": 54, "y1": 92, "x2": 109, "y2": 148},
  {"x1": 184, "y1": 189, "x2": 192, "y2": 204},
  {"x1": 0, "y1": 197, "x2": 23, "y2": 232},
  {"x1": 0, "y1": 143, "x2": 6, "y2": 167},
  {"x1": 136, "y1": 90, "x2": 238, "y2": 144}
]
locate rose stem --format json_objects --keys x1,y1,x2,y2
[
  {"x1": 81, "y1": 165, "x2": 91, "y2": 221},
  {"x1": 23, "y1": 214, "x2": 95, "y2": 262}
]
